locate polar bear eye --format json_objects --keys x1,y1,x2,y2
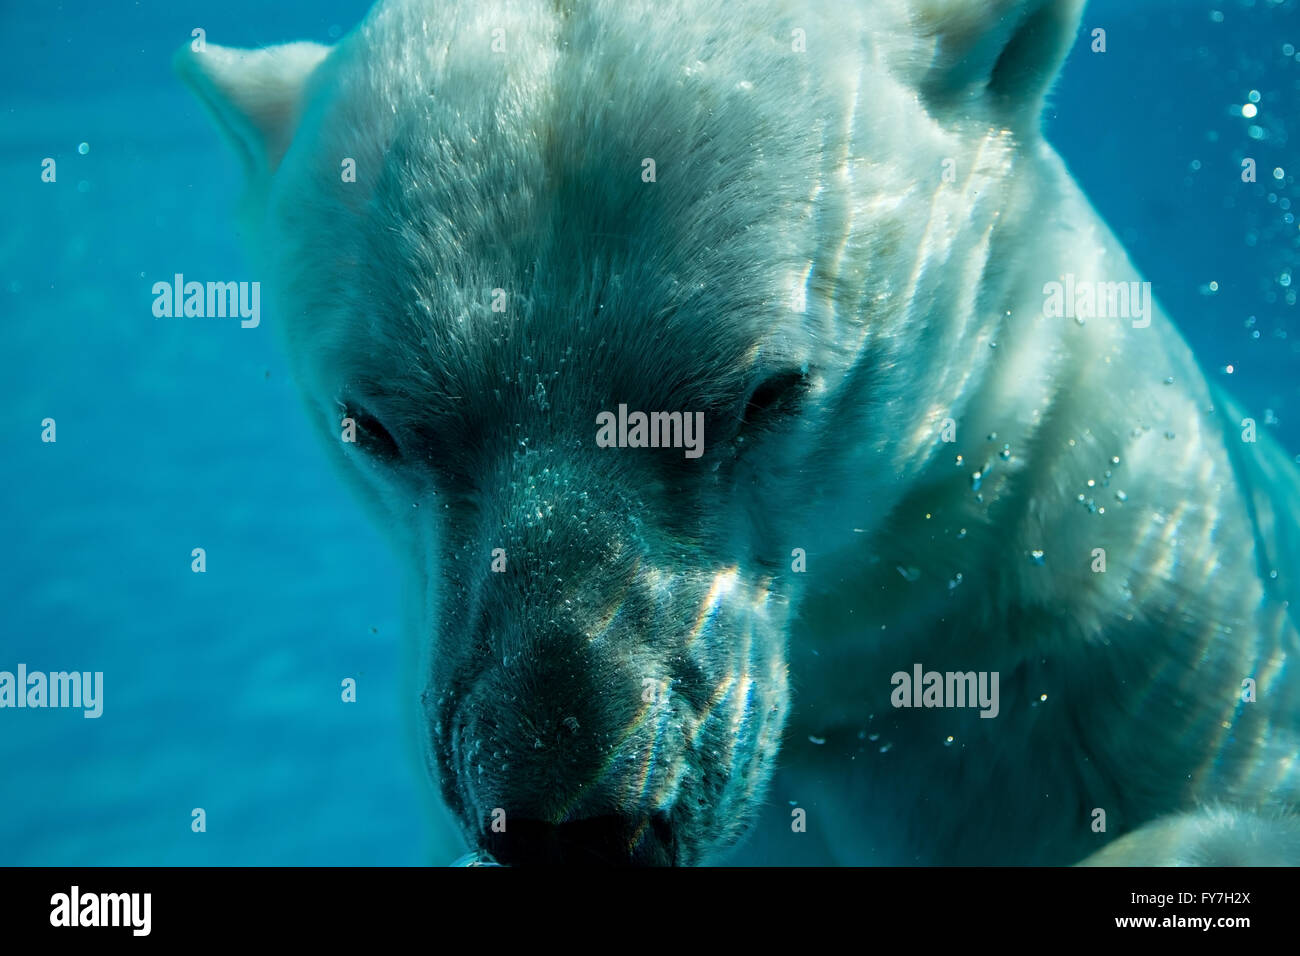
[
  {"x1": 344, "y1": 403, "x2": 402, "y2": 462},
  {"x1": 741, "y1": 369, "x2": 807, "y2": 430}
]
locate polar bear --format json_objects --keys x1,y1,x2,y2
[{"x1": 177, "y1": 0, "x2": 1300, "y2": 865}]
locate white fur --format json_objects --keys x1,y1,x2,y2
[{"x1": 179, "y1": 0, "x2": 1300, "y2": 864}]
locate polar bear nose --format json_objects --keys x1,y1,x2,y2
[{"x1": 478, "y1": 813, "x2": 677, "y2": 866}]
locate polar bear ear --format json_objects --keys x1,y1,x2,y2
[
  {"x1": 908, "y1": 0, "x2": 1085, "y2": 130},
  {"x1": 174, "y1": 41, "x2": 330, "y2": 179}
]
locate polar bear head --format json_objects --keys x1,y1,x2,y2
[{"x1": 179, "y1": 0, "x2": 1083, "y2": 863}]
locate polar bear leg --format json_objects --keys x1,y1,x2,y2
[{"x1": 1078, "y1": 807, "x2": 1300, "y2": 866}]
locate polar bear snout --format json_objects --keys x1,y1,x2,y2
[
  {"x1": 420, "y1": 490, "x2": 790, "y2": 864},
  {"x1": 429, "y1": 603, "x2": 777, "y2": 867},
  {"x1": 428, "y1": 604, "x2": 694, "y2": 861}
]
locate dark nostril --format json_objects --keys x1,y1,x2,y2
[{"x1": 481, "y1": 814, "x2": 677, "y2": 866}]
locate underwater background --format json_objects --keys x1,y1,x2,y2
[{"x1": 1, "y1": 0, "x2": 1297, "y2": 865}]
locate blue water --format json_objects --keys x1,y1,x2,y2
[{"x1": 1, "y1": 0, "x2": 1297, "y2": 865}]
